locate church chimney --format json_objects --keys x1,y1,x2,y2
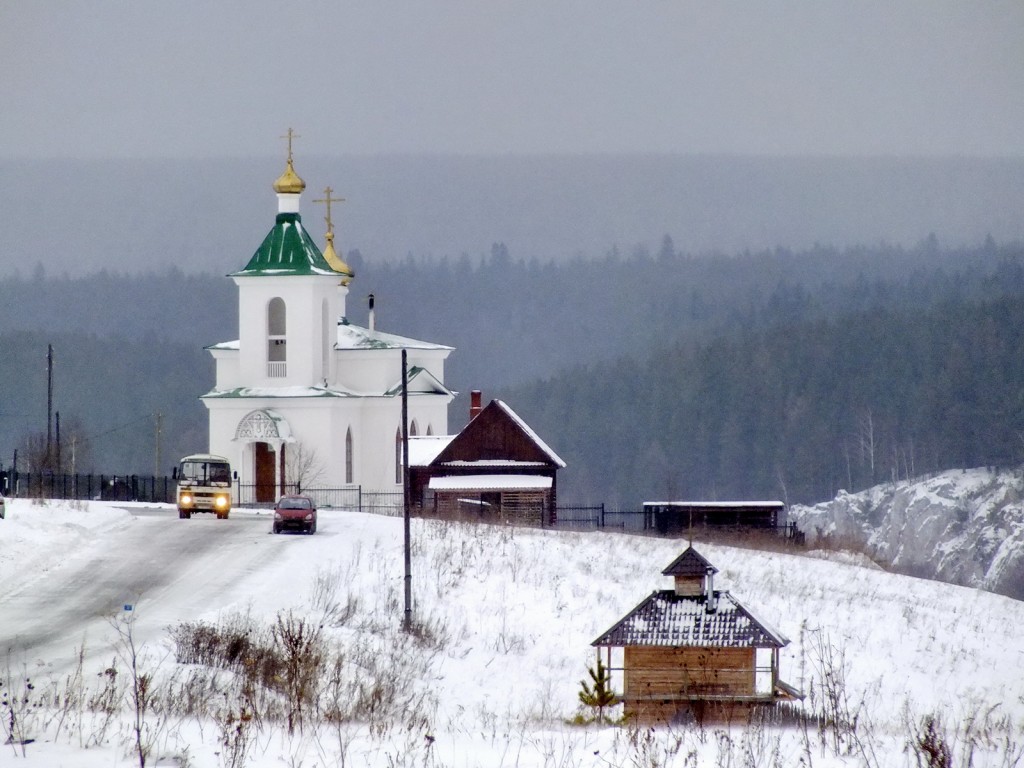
[
  {"x1": 470, "y1": 390, "x2": 482, "y2": 421},
  {"x1": 368, "y1": 293, "x2": 375, "y2": 334}
]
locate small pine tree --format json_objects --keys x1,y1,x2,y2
[{"x1": 578, "y1": 656, "x2": 618, "y2": 724}]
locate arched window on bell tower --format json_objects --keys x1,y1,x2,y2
[{"x1": 267, "y1": 297, "x2": 287, "y2": 377}]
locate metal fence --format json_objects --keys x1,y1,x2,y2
[
  {"x1": 1, "y1": 471, "x2": 176, "y2": 503},
  {"x1": 235, "y1": 484, "x2": 405, "y2": 516},
  {"x1": 0, "y1": 472, "x2": 802, "y2": 541},
  {"x1": 553, "y1": 504, "x2": 802, "y2": 540},
  {"x1": 553, "y1": 504, "x2": 649, "y2": 531}
]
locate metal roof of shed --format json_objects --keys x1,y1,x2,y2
[{"x1": 591, "y1": 590, "x2": 788, "y2": 649}]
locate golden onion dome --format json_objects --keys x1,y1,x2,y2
[
  {"x1": 323, "y1": 232, "x2": 354, "y2": 285},
  {"x1": 273, "y1": 158, "x2": 306, "y2": 194}
]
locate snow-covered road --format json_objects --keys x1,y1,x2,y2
[{"x1": 0, "y1": 506, "x2": 280, "y2": 670}]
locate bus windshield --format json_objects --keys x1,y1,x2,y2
[{"x1": 179, "y1": 460, "x2": 231, "y2": 485}]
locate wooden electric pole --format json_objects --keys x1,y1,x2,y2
[
  {"x1": 46, "y1": 344, "x2": 54, "y2": 468},
  {"x1": 155, "y1": 412, "x2": 163, "y2": 477},
  {"x1": 402, "y1": 349, "x2": 412, "y2": 630}
]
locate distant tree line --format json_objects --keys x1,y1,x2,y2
[
  {"x1": 1, "y1": 236, "x2": 1021, "y2": 506},
  {"x1": 508, "y1": 291, "x2": 1024, "y2": 506}
]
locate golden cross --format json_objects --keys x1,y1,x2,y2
[
  {"x1": 280, "y1": 128, "x2": 300, "y2": 163},
  {"x1": 313, "y1": 186, "x2": 346, "y2": 235}
]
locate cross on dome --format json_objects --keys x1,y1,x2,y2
[
  {"x1": 273, "y1": 127, "x2": 305, "y2": 195},
  {"x1": 314, "y1": 186, "x2": 346, "y2": 237}
]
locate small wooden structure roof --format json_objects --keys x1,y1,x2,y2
[
  {"x1": 661, "y1": 545, "x2": 718, "y2": 577},
  {"x1": 591, "y1": 590, "x2": 788, "y2": 649},
  {"x1": 592, "y1": 547, "x2": 788, "y2": 650}
]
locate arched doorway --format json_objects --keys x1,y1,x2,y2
[{"x1": 235, "y1": 409, "x2": 293, "y2": 503}]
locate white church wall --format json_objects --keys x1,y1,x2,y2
[
  {"x1": 235, "y1": 276, "x2": 344, "y2": 386},
  {"x1": 209, "y1": 349, "x2": 241, "y2": 390},
  {"x1": 206, "y1": 403, "x2": 247, "y2": 480},
  {"x1": 408, "y1": 349, "x2": 447, "y2": 384},
  {"x1": 333, "y1": 349, "x2": 403, "y2": 392}
]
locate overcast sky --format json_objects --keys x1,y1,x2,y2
[{"x1": 2, "y1": 1, "x2": 1022, "y2": 159}]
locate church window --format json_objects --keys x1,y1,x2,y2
[
  {"x1": 395, "y1": 427, "x2": 402, "y2": 484},
  {"x1": 321, "y1": 299, "x2": 330, "y2": 381},
  {"x1": 345, "y1": 427, "x2": 353, "y2": 484},
  {"x1": 267, "y1": 298, "x2": 287, "y2": 377},
  {"x1": 410, "y1": 420, "x2": 419, "y2": 437}
]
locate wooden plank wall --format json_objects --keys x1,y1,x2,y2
[
  {"x1": 433, "y1": 490, "x2": 550, "y2": 524},
  {"x1": 624, "y1": 646, "x2": 756, "y2": 700}
]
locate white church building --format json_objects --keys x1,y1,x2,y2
[{"x1": 202, "y1": 147, "x2": 454, "y2": 502}]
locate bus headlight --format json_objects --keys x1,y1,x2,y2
[
  {"x1": 180, "y1": 493, "x2": 193, "y2": 507},
  {"x1": 215, "y1": 495, "x2": 229, "y2": 509}
]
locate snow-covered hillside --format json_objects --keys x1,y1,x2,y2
[
  {"x1": 1, "y1": 498, "x2": 1022, "y2": 767},
  {"x1": 790, "y1": 466, "x2": 1024, "y2": 600}
]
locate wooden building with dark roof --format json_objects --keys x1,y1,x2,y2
[
  {"x1": 592, "y1": 546, "x2": 800, "y2": 723},
  {"x1": 409, "y1": 393, "x2": 565, "y2": 525}
]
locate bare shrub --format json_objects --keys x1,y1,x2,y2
[
  {"x1": 216, "y1": 675, "x2": 261, "y2": 768},
  {"x1": 807, "y1": 629, "x2": 859, "y2": 755},
  {"x1": 404, "y1": 612, "x2": 451, "y2": 652},
  {"x1": 909, "y1": 714, "x2": 952, "y2": 768},
  {"x1": 162, "y1": 666, "x2": 226, "y2": 720},
  {"x1": 87, "y1": 661, "x2": 121, "y2": 747},
  {"x1": 170, "y1": 612, "x2": 283, "y2": 700},
  {"x1": 618, "y1": 725, "x2": 689, "y2": 768},
  {"x1": 309, "y1": 562, "x2": 361, "y2": 628},
  {"x1": 0, "y1": 659, "x2": 39, "y2": 757},
  {"x1": 110, "y1": 609, "x2": 171, "y2": 768},
  {"x1": 272, "y1": 610, "x2": 326, "y2": 735}
]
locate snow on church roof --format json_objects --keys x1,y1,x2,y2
[
  {"x1": 384, "y1": 366, "x2": 454, "y2": 397},
  {"x1": 204, "y1": 320, "x2": 454, "y2": 355},
  {"x1": 336, "y1": 318, "x2": 453, "y2": 351},
  {"x1": 201, "y1": 385, "x2": 358, "y2": 399}
]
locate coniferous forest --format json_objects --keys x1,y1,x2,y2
[{"x1": 1, "y1": 237, "x2": 1022, "y2": 506}]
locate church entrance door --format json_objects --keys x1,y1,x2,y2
[{"x1": 254, "y1": 443, "x2": 276, "y2": 503}]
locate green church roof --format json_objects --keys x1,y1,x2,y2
[{"x1": 231, "y1": 212, "x2": 344, "y2": 277}]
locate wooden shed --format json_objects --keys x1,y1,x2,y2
[
  {"x1": 591, "y1": 546, "x2": 800, "y2": 723},
  {"x1": 642, "y1": 501, "x2": 786, "y2": 535},
  {"x1": 408, "y1": 394, "x2": 565, "y2": 525}
]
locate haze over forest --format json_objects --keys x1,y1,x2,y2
[
  {"x1": 2, "y1": 156, "x2": 1023, "y2": 278},
  {"x1": 3, "y1": 227, "x2": 1023, "y2": 507},
  {"x1": 3, "y1": 3, "x2": 1023, "y2": 508}
]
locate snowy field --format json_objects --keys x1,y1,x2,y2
[{"x1": 1, "y1": 498, "x2": 1022, "y2": 767}]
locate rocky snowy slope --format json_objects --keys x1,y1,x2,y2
[{"x1": 790, "y1": 466, "x2": 1024, "y2": 600}]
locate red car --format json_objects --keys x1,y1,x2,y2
[{"x1": 272, "y1": 494, "x2": 317, "y2": 534}]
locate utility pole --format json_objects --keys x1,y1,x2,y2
[
  {"x1": 155, "y1": 412, "x2": 163, "y2": 477},
  {"x1": 46, "y1": 344, "x2": 54, "y2": 468},
  {"x1": 401, "y1": 349, "x2": 412, "y2": 630}
]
